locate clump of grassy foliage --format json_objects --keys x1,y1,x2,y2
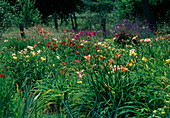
[{"x1": 0, "y1": 22, "x2": 169, "y2": 117}]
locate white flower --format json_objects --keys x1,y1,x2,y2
[
  {"x1": 56, "y1": 56, "x2": 60, "y2": 60},
  {"x1": 144, "y1": 38, "x2": 151, "y2": 42},
  {"x1": 27, "y1": 46, "x2": 33, "y2": 50},
  {"x1": 37, "y1": 50, "x2": 41, "y2": 54},
  {"x1": 31, "y1": 51, "x2": 36, "y2": 56},
  {"x1": 4, "y1": 40, "x2": 8, "y2": 43},
  {"x1": 12, "y1": 53, "x2": 16, "y2": 56}
]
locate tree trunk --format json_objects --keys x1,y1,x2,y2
[
  {"x1": 70, "y1": 14, "x2": 74, "y2": 30},
  {"x1": 53, "y1": 13, "x2": 58, "y2": 31},
  {"x1": 141, "y1": 0, "x2": 157, "y2": 32},
  {"x1": 73, "y1": 13, "x2": 78, "y2": 30},
  {"x1": 19, "y1": 22, "x2": 26, "y2": 38},
  {"x1": 101, "y1": 18, "x2": 106, "y2": 38},
  {"x1": 60, "y1": 14, "x2": 63, "y2": 26}
]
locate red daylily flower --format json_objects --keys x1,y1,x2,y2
[
  {"x1": 61, "y1": 41, "x2": 66, "y2": 45},
  {"x1": 46, "y1": 42, "x2": 52, "y2": 48},
  {"x1": 67, "y1": 39, "x2": 71, "y2": 42},
  {"x1": 75, "y1": 60, "x2": 80, "y2": 63},
  {"x1": 0, "y1": 74, "x2": 2, "y2": 78},
  {"x1": 95, "y1": 46, "x2": 100, "y2": 50},
  {"x1": 63, "y1": 29, "x2": 67, "y2": 32},
  {"x1": 61, "y1": 62, "x2": 68, "y2": 65},
  {"x1": 75, "y1": 50, "x2": 79, "y2": 54},
  {"x1": 70, "y1": 42, "x2": 75, "y2": 46}
]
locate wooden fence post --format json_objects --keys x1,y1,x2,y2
[{"x1": 19, "y1": 23, "x2": 26, "y2": 38}]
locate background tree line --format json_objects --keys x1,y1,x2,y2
[{"x1": 1, "y1": 0, "x2": 169, "y2": 33}]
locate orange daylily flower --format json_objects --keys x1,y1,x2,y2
[
  {"x1": 116, "y1": 53, "x2": 121, "y2": 59},
  {"x1": 109, "y1": 59, "x2": 113, "y2": 63}
]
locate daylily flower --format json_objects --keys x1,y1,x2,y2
[
  {"x1": 129, "y1": 49, "x2": 136, "y2": 56},
  {"x1": 144, "y1": 38, "x2": 151, "y2": 42},
  {"x1": 142, "y1": 57, "x2": 148, "y2": 62},
  {"x1": 165, "y1": 59, "x2": 170, "y2": 64},
  {"x1": 34, "y1": 44, "x2": 37, "y2": 47},
  {"x1": 67, "y1": 39, "x2": 71, "y2": 42},
  {"x1": 31, "y1": 51, "x2": 36, "y2": 56},
  {"x1": 70, "y1": 42, "x2": 75, "y2": 46},
  {"x1": 46, "y1": 42, "x2": 52, "y2": 48},
  {"x1": 4, "y1": 40, "x2": 8, "y2": 43},
  {"x1": 129, "y1": 49, "x2": 135, "y2": 53},
  {"x1": 120, "y1": 65, "x2": 129, "y2": 72},
  {"x1": 24, "y1": 55, "x2": 29, "y2": 58},
  {"x1": 37, "y1": 50, "x2": 41, "y2": 54},
  {"x1": 19, "y1": 50, "x2": 24, "y2": 55},
  {"x1": 109, "y1": 59, "x2": 113, "y2": 64},
  {"x1": 60, "y1": 62, "x2": 67, "y2": 65},
  {"x1": 61, "y1": 41, "x2": 66, "y2": 45},
  {"x1": 41, "y1": 57, "x2": 46, "y2": 61},
  {"x1": 13, "y1": 56, "x2": 17, "y2": 60},
  {"x1": 132, "y1": 36, "x2": 138, "y2": 40},
  {"x1": 84, "y1": 54, "x2": 91, "y2": 61},
  {"x1": 56, "y1": 56, "x2": 60, "y2": 60},
  {"x1": 98, "y1": 30, "x2": 102, "y2": 33},
  {"x1": 75, "y1": 50, "x2": 79, "y2": 54},
  {"x1": 27, "y1": 46, "x2": 33, "y2": 50},
  {"x1": 75, "y1": 60, "x2": 80, "y2": 63},
  {"x1": 95, "y1": 46, "x2": 100, "y2": 50},
  {"x1": 129, "y1": 62, "x2": 133, "y2": 66},
  {"x1": 77, "y1": 81, "x2": 82, "y2": 84},
  {"x1": 77, "y1": 73, "x2": 84, "y2": 79},
  {"x1": 63, "y1": 29, "x2": 67, "y2": 32},
  {"x1": 12, "y1": 53, "x2": 16, "y2": 56},
  {"x1": 92, "y1": 31, "x2": 97, "y2": 36},
  {"x1": 116, "y1": 53, "x2": 121, "y2": 59},
  {"x1": 52, "y1": 38, "x2": 57, "y2": 41}
]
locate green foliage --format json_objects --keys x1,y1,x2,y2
[
  {"x1": 113, "y1": 0, "x2": 169, "y2": 23},
  {"x1": 17, "y1": 0, "x2": 42, "y2": 28},
  {"x1": 0, "y1": 20, "x2": 170, "y2": 117},
  {"x1": 0, "y1": 1, "x2": 16, "y2": 36},
  {"x1": 84, "y1": 1, "x2": 114, "y2": 13}
]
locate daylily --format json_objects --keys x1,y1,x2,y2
[
  {"x1": 109, "y1": 59, "x2": 113, "y2": 64},
  {"x1": 77, "y1": 81, "x2": 82, "y2": 84},
  {"x1": 116, "y1": 53, "x2": 121, "y2": 59},
  {"x1": 144, "y1": 38, "x2": 151, "y2": 42},
  {"x1": 142, "y1": 57, "x2": 148, "y2": 62},
  {"x1": 52, "y1": 38, "x2": 57, "y2": 41},
  {"x1": 120, "y1": 65, "x2": 129, "y2": 72},
  {"x1": 31, "y1": 51, "x2": 36, "y2": 56},
  {"x1": 4, "y1": 40, "x2": 8, "y2": 43},
  {"x1": 70, "y1": 42, "x2": 75, "y2": 46},
  {"x1": 56, "y1": 56, "x2": 60, "y2": 60},
  {"x1": 95, "y1": 46, "x2": 100, "y2": 50},
  {"x1": 41, "y1": 57, "x2": 46, "y2": 61},
  {"x1": 37, "y1": 50, "x2": 41, "y2": 54},
  {"x1": 27, "y1": 46, "x2": 33, "y2": 50},
  {"x1": 165, "y1": 59, "x2": 170, "y2": 64},
  {"x1": 75, "y1": 60, "x2": 80, "y2": 63},
  {"x1": 84, "y1": 54, "x2": 91, "y2": 61},
  {"x1": 75, "y1": 50, "x2": 79, "y2": 54},
  {"x1": 61, "y1": 41, "x2": 66, "y2": 45},
  {"x1": 13, "y1": 56, "x2": 17, "y2": 60},
  {"x1": 19, "y1": 50, "x2": 24, "y2": 55}
]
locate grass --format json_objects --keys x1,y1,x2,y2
[{"x1": 0, "y1": 16, "x2": 170, "y2": 117}]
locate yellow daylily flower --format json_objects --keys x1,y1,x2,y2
[{"x1": 142, "y1": 57, "x2": 148, "y2": 62}]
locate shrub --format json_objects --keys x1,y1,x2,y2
[
  {"x1": 16, "y1": 0, "x2": 42, "y2": 28},
  {"x1": 0, "y1": 1, "x2": 16, "y2": 36}
]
